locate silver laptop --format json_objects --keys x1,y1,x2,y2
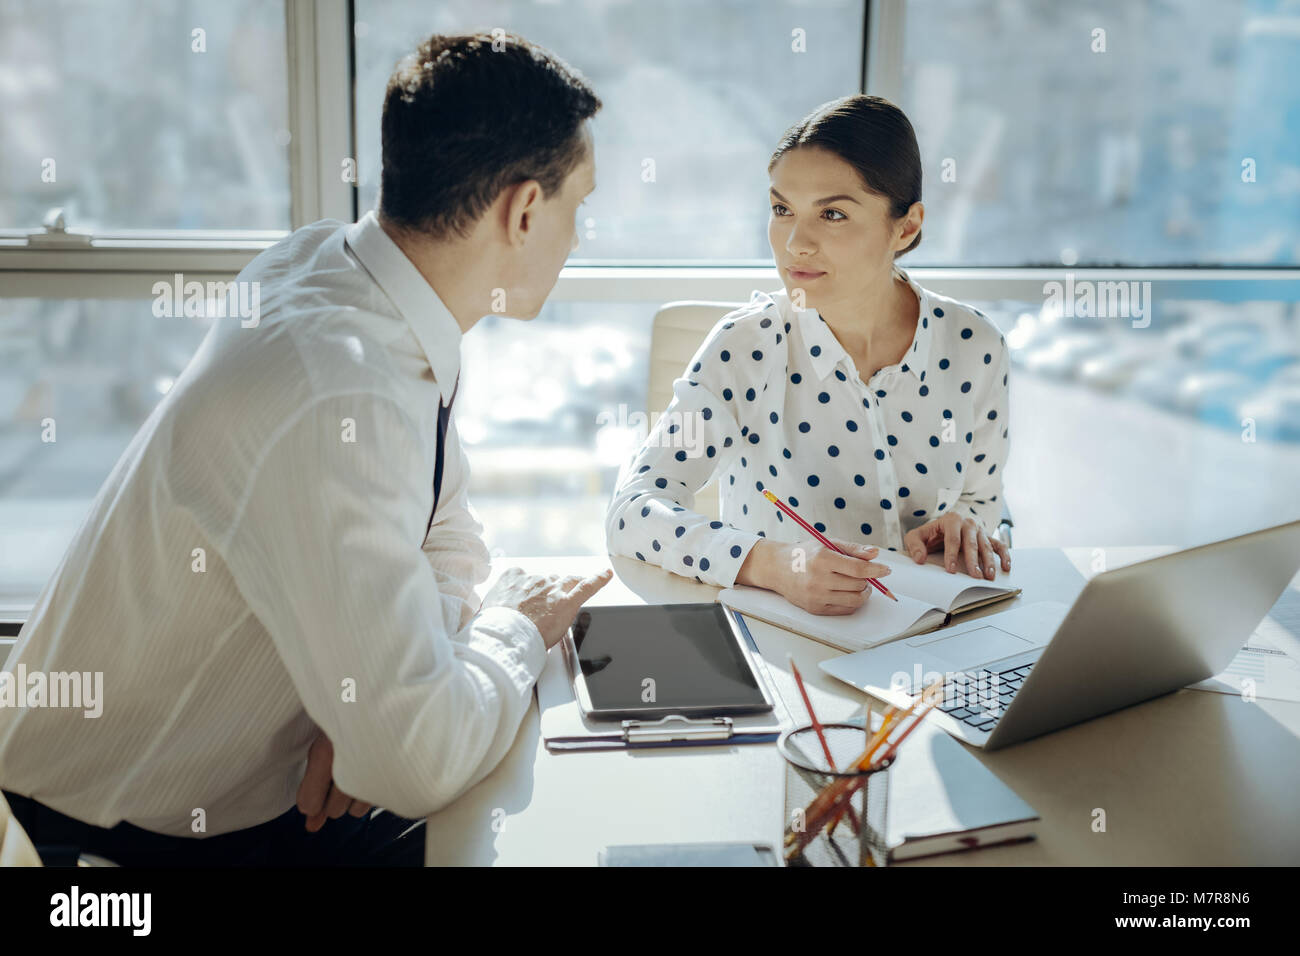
[{"x1": 821, "y1": 520, "x2": 1300, "y2": 750}]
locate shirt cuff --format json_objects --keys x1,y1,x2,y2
[
  {"x1": 464, "y1": 605, "x2": 548, "y2": 687},
  {"x1": 712, "y1": 530, "x2": 765, "y2": 588}
]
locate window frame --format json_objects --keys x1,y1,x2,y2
[
  {"x1": 0, "y1": 0, "x2": 354, "y2": 291},
  {"x1": 0, "y1": 0, "x2": 1296, "y2": 305}
]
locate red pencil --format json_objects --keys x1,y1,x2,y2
[
  {"x1": 788, "y1": 655, "x2": 862, "y2": 836},
  {"x1": 761, "y1": 489, "x2": 897, "y2": 601},
  {"x1": 788, "y1": 655, "x2": 837, "y2": 770}
]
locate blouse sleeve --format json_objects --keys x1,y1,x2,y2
[
  {"x1": 956, "y1": 332, "x2": 1010, "y2": 533},
  {"x1": 605, "y1": 300, "x2": 785, "y2": 588}
]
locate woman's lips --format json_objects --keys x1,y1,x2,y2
[{"x1": 787, "y1": 267, "x2": 826, "y2": 281}]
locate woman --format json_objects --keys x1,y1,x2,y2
[{"x1": 606, "y1": 94, "x2": 1011, "y2": 616}]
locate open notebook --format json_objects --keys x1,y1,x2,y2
[{"x1": 718, "y1": 549, "x2": 1024, "y2": 653}]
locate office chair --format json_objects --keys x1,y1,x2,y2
[{"x1": 646, "y1": 301, "x2": 737, "y2": 520}]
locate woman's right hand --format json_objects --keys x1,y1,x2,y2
[{"x1": 736, "y1": 537, "x2": 892, "y2": 616}]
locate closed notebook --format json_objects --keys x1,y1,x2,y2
[
  {"x1": 787, "y1": 711, "x2": 1038, "y2": 863},
  {"x1": 719, "y1": 549, "x2": 1023, "y2": 653}
]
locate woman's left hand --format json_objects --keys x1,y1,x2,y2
[{"x1": 903, "y1": 512, "x2": 1010, "y2": 580}]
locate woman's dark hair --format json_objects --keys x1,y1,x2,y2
[
  {"x1": 769, "y1": 94, "x2": 923, "y2": 258},
  {"x1": 380, "y1": 32, "x2": 601, "y2": 239}
]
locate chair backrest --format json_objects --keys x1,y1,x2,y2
[
  {"x1": 0, "y1": 792, "x2": 43, "y2": 866},
  {"x1": 647, "y1": 301, "x2": 744, "y2": 522}
]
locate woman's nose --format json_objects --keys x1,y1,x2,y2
[{"x1": 786, "y1": 223, "x2": 816, "y2": 256}]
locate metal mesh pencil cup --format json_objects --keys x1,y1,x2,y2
[{"x1": 779, "y1": 722, "x2": 894, "y2": 867}]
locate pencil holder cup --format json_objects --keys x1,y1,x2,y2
[{"x1": 779, "y1": 722, "x2": 894, "y2": 867}]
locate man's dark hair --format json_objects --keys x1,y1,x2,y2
[{"x1": 379, "y1": 32, "x2": 601, "y2": 239}]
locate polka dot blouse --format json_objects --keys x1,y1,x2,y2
[{"x1": 605, "y1": 265, "x2": 1010, "y2": 589}]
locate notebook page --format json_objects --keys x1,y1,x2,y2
[
  {"x1": 718, "y1": 585, "x2": 946, "y2": 652},
  {"x1": 870, "y1": 549, "x2": 1023, "y2": 613}
]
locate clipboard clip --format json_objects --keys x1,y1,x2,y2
[{"x1": 621, "y1": 714, "x2": 735, "y2": 744}]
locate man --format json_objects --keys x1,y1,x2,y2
[{"x1": 0, "y1": 32, "x2": 608, "y2": 866}]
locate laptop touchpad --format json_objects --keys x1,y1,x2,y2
[{"x1": 905, "y1": 625, "x2": 1035, "y2": 670}]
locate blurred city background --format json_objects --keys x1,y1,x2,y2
[{"x1": 0, "y1": 0, "x2": 1298, "y2": 599}]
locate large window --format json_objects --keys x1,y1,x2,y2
[
  {"x1": 0, "y1": 299, "x2": 211, "y2": 599},
  {"x1": 458, "y1": 302, "x2": 654, "y2": 556},
  {"x1": 0, "y1": 0, "x2": 1297, "y2": 601},
  {"x1": 353, "y1": 0, "x2": 865, "y2": 261},
  {"x1": 898, "y1": 0, "x2": 1300, "y2": 267},
  {"x1": 973, "y1": 292, "x2": 1300, "y2": 547},
  {"x1": 0, "y1": 0, "x2": 291, "y2": 234}
]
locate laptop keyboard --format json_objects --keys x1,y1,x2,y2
[{"x1": 930, "y1": 661, "x2": 1036, "y2": 733}]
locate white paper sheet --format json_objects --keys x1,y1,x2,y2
[{"x1": 1188, "y1": 589, "x2": 1300, "y2": 702}]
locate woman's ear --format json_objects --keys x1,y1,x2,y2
[
  {"x1": 895, "y1": 228, "x2": 922, "y2": 258},
  {"x1": 894, "y1": 201, "x2": 924, "y2": 257}
]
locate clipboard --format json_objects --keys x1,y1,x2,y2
[{"x1": 538, "y1": 609, "x2": 792, "y2": 752}]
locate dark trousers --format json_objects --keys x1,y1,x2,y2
[{"x1": 2, "y1": 790, "x2": 425, "y2": 867}]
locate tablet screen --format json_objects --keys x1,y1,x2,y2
[{"x1": 570, "y1": 604, "x2": 769, "y2": 713}]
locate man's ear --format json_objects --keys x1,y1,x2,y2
[{"x1": 503, "y1": 179, "x2": 544, "y2": 247}]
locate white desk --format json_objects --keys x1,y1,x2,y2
[{"x1": 425, "y1": 548, "x2": 1300, "y2": 865}]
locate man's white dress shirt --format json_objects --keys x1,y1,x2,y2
[
  {"x1": 0, "y1": 211, "x2": 545, "y2": 837},
  {"x1": 606, "y1": 265, "x2": 1010, "y2": 588}
]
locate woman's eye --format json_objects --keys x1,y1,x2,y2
[
  {"x1": 823, "y1": 208, "x2": 847, "y2": 222},
  {"x1": 771, "y1": 204, "x2": 789, "y2": 216}
]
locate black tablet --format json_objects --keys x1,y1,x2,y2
[{"x1": 563, "y1": 603, "x2": 776, "y2": 720}]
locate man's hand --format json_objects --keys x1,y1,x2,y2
[
  {"x1": 481, "y1": 567, "x2": 613, "y2": 648},
  {"x1": 296, "y1": 733, "x2": 371, "y2": 832},
  {"x1": 903, "y1": 512, "x2": 1010, "y2": 579},
  {"x1": 296, "y1": 570, "x2": 612, "y2": 829}
]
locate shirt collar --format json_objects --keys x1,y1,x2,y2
[
  {"x1": 795, "y1": 264, "x2": 932, "y2": 384},
  {"x1": 345, "y1": 210, "x2": 462, "y2": 405}
]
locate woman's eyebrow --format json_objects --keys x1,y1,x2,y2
[{"x1": 769, "y1": 187, "x2": 861, "y2": 207}]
